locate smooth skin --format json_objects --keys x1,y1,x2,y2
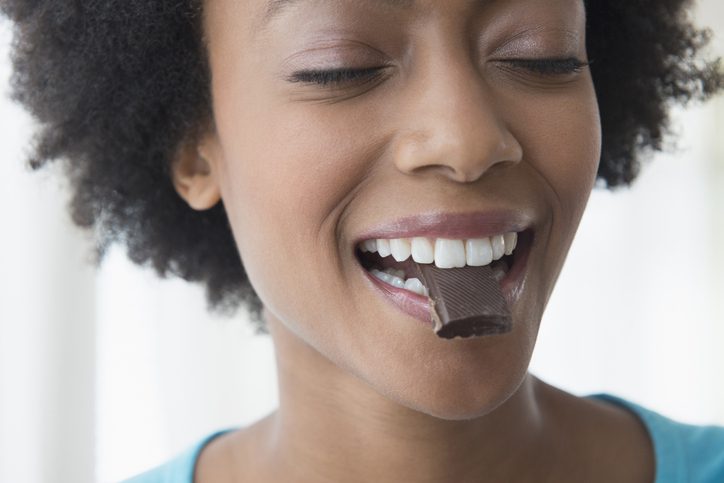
[{"x1": 172, "y1": 0, "x2": 655, "y2": 481}]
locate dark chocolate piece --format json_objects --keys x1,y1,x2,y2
[{"x1": 414, "y1": 264, "x2": 512, "y2": 339}]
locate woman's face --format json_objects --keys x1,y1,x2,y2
[{"x1": 200, "y1": 0, "x2": 600, "y2": 418}]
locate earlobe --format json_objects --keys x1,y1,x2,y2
[{"x1": 171, "y1": 134, "x2": 222, "y2": 211}]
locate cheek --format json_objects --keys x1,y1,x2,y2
[
  {"x1": 507, "y1": 84, "x2": 601, "y2": 212},
  {"x1": 538, "y1": 103, "x2": 601, "y2": 223},
  {"x1": 503, "y1": 79, "x2": 602, "y2": 298},
  {"x1": 211, "y1": 86, "x2": 376, "y2": 332},
  {"x1": 535, "y1": 88, "x2": 601, "y2": 248}
]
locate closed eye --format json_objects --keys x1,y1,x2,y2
[
  {"x1": 286, "y1": 67, "x2": 387, "y2": 87},
  {"x1": 498, "y1": 57, "x2": 591, "y2": 76}
]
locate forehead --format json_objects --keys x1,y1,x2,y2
[
  {"x1": 253, "y1": 0, "x2": 584, "y2": 32},
  {"x1": 203, "y1": 0, "x2": 586, "y2": 53},
  {"x1": 264, "y1": 0, "x2": 414, "y2": 21}
]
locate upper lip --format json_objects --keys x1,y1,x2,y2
[{"x1": 353, "y1": 210, "x2": 533, "y2": 246}]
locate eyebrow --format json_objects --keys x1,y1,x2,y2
[{"x1": 260, "y1": 0, "x2": 416, "y2": 29}]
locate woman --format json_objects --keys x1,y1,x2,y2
[{"x1": 2, "y1": 0, "x2": 723, "y2": 481}]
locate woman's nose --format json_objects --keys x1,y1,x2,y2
[{"x1": 392, "y1": 53, "x2": 523, "y2": 184}]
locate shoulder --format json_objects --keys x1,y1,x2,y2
[
  {"x1": 588, "y1": 393, "x2": 724, "y2": 483},
  {"x1": 120, "y1": 428, "x2": 237, "y2": 483}
]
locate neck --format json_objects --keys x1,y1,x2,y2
[{"x1": 258, "y1": 314, "x2": 551, "y2": 483}]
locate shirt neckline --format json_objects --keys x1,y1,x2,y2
[{"x1": 190, "y1": 394, "x2": 676, "y2": 483}]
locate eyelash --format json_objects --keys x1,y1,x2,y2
[
  {"x1": 287, "y1": 67, "x2": 387, "y2": 87},
  {"x1": 502, "y1": 58, "x2": 591, "y2": 76},
  {"x1": 287, "y1": 58, "x2": 590, "y2": 87}
]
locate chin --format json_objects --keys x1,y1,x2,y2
[
  {"x1": 378, "y1": 366, "x2": 530, "y2": 421},
  {"x1": 416, "y1": 401, "x2": 507, "y2": 421}
]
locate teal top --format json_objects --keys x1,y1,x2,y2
[{"x1": 122, "y1": 393, "x2": 724, "y2": 483}]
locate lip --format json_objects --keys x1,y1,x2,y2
[
  {"x1": 354, "y1": 210, "x2": 535, "y2": 334},
  {"x1": 353, "y1": 210, "x2": 532, "y2": 245}
]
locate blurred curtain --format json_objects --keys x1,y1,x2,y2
[{"x1": 0, "y1": 23, "x2": 97, "y2": 482}]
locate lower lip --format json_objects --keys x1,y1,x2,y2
[{"x1": 359, "y1": 237, "x2": 532, "y2": 330}]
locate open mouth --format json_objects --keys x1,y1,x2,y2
[{"x1": 354, "y1": 230, "x2": 533, "y2": 298}]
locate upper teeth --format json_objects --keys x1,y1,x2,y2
[{"x1": 360, "y1": 232, "x2": 518, "y2": 269}]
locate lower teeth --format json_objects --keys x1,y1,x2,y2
[
  {"x1": 491, "y1": 259, "x2": 509, "y2": 282},
  {"x1": 370, "y1": 269, "x2": 428, "y2": 296}
]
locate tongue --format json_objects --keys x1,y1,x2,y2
[{"x1": 413, "y1": 263, "x2": 512, "y2": 339}]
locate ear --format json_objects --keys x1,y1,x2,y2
[{"x1": 171, "y1": 130, "x2": 222, "y2": 211}]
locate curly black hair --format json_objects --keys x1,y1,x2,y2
[{"x1": 2, "y1": 0, "x2": 722, "y2": 330}]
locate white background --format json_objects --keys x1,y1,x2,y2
[{"x1": 1, "y1": 3, "x2": 723, "y2": 482}]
